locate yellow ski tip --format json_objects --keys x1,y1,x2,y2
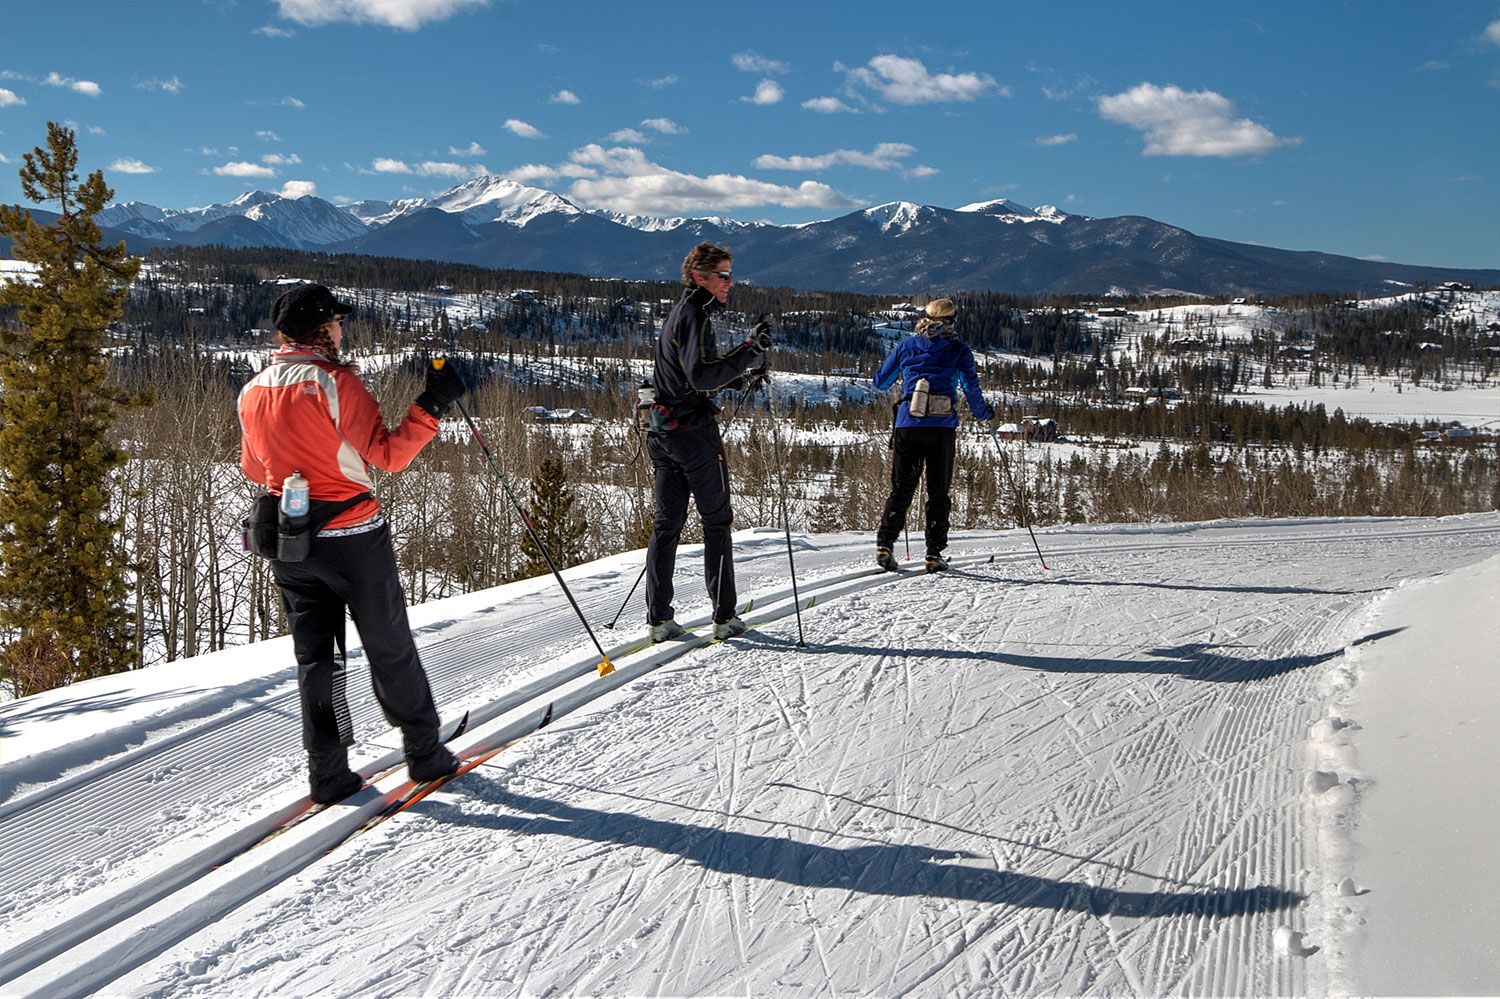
[{"x1": 598, "y1": 660, "x2": 615, "y2": 676}]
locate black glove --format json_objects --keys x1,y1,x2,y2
[
  {"x1": 415, "y1": 359, "x2": 466, "y2": 417},
  {"x1": 747, "y1": 354, "x2": 772, "y2": 391},
  {"x1": 746, "y1": 320, "x2": 772, "y2": 353}
]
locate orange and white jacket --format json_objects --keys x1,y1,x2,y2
[{"x1": 239, "y1": 347, "x2": 439, "y2": 530}]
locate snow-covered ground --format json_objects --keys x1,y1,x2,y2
[{"x1": 2, "y1": 516, "x2": 1497, "y2": 997}]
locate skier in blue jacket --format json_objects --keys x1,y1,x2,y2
[{"x1": 872, "y1": 298, "x2": 993, "y2": 572}]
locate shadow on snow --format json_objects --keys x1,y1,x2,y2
[{"x1": 417, "y1": 785, "x2": 1303, "y2": 919}]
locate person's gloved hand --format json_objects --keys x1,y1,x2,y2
[
  {"x1": 746, "y1": 320, "x2": 772, "y2": 353},
  {"x1": 415, "y1": 359, "x2": 467, "y2": 417},
  {"x1": 748, "y1": 367, "x2": 772, "y2": 392}
]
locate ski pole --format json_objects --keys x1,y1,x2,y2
[
  {"x1": 988, "y1": 424, "x2": 1048, "y2": 571},
  {"x1": 437, "y1": 360, "x2": 619, "y2": 675},
  {"x1": 763, "y1": 378, "x2": 807, "y2": 647},
  {"x1": 605, "y1": 562, "x2": 647, "y2": 629}
]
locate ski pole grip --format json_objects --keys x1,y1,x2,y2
[{"x1": 433, "y1": 358, "x2": 445, "y2": 370}]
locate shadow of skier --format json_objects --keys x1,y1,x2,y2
[{"x1": 422, "y1": 786, "x2": 1304, "y2": 918}]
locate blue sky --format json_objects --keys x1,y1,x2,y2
[{"x1": 2, "y1": 0, "x2": 1497, "y2": 270}]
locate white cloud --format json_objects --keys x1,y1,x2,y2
[
  {"x1": 0, "y1": 88, "x2": 23, "y2": 108},
  {"x1": 502, "y1": 160, "x2": 599, "y2": 185},
  {"x1": 641, "y1": 117, "x2": 686, "y2": 134},
  {"x1": 607, "y1": 128, "x2": 649, "y2": 144},
  {"x1": 109, "y1": 158, "x2": 156, "y2": 174},
  {"x1": 845, "y1": 55, "x2": 1000, "y2": 105},
  {"x1": 733, "y1": 52, "x2": 790, "y2": 74},
  {"x1": 415, "y1": 161, "x2": 480, "y2": 178},
  {"x1": 743, "y1": 79, "x2": 784, "y2": 105},
  {"x1": 262, "y1": 153, "x2": 302, "y2": 166},
  {"x1": 366, "y1": 157, "x2": 482, "y2": 178},
  {"x1": 549, "y1": 89, "x2": 580, "y2": 105},
  {"x1": 137, "y1": 76, "x2": 185, "y2": 94},
  {"x1": 1097, "y1": 83, "x2": 1299, "y2": 157},
  {"x1": 1485, "y1": 20, "x2": 1500, "y2": 47},
  {"x1": 504, "y1": 119, "x2": 546, "y2": 139},
  {"x1": 802, "y1": 96, "x2": 855, "y2": 114},
  {"x1": 214, "y1": 161, "x2": 278, "y2": 178},
  {"x1": 753, "y1": 142, "x2": 916, "y2": 172},
  {"x1": 254, "y1": 24, "x2": 296, "y2": 37},
  {"x1": 449, "y1": 141, "x2": 487, "y2": 157},
  {"x1": 906, "y1": 165, "x2": 939, "y2": 179},
  {"x1": 271, "y1": 0, "x2": 488, "y2": 31},
  {"x1": 562, "y1": 144, "x2": 859, "y2": 216},
  {"x1": 257, "y1": 130, "x2": 283, "y2": 142},
  {"x1": 280, "y1": 180, "x2": 318, "y2": 198},
  {"x1": 282, "y1": 96, "x2": 305, "y2": 108},
  {"x1": 1036, "y1": 133, "x2": 1077, "y2": 146},
  {"x1": 44, "y1": 72, "x2": 102, "y2": 97},
  {"x1": 642, "y1": 75, "x2": 678, "y2": 89}
]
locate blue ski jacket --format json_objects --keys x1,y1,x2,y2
[{"x1": 874, "y1": 322, "x2": 993, "y2": 429}]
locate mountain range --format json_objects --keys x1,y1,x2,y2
[{"x1": 63, "y1": 176, "x2": 1500, "y2": 297}]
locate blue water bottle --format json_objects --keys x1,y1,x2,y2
[
  {"x1": 281, "y1": 471, "x2": 310, "y2": 517},
  {"x1": 278, "y1": 471, "x2": 311, "y2": 561}
]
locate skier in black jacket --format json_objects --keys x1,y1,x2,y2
[{"x1": 644, "y1": 242, "x2": 770, "y2": 642}]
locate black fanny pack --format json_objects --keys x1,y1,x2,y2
[{"x1": 243, "y1": 492, "x2": 373, "y2": 562}]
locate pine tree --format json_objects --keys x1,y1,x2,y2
[
  {"x1": 0, "y1": 123, "x2": 145, "y2": 696},
  {"x1": 518, "y1": 456, "x2": 586, "y2": 578}
]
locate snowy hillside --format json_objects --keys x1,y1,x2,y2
[{"x1": 2, "y1": 517, "x2": 1496, "y2": 997}]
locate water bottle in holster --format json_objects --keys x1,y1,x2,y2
[
  {"x1": 908, "y1": 377, "x2": 931, "y2": 417},
  {"x1": 635, "y1": 381, "x2": 678, "y2": 433},
  {"x1": 277, "y1": 471, "x2": 312, "y2": 562}
]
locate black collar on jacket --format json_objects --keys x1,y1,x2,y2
[{"x1": 683, "y1": 284, "x2": 725, "y2": 314}]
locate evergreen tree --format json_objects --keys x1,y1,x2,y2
[
  {"x1": 518, "y1": 456, "x2": 586, "y2": 578},
  {"x1": 0, "y1": 123, "x2": 145, "y2": 696}
]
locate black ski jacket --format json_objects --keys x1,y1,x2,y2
[{"x1": 651, "y1": 286, "x2": 764, "y2": 426}]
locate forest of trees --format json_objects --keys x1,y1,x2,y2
[{"x1": 3, "y1": 238, "x2": 1496, "y2": 692}]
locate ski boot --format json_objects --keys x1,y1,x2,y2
[
  {"x1": 650, "y1": 619, "x2": 686, "y2": 642},
  {"x1": 713, "y1": 617, "x2": 748, "y2": 640}
]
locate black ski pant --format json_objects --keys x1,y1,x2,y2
[
  {"x1": 272, "y1": 522, "x2": 444, "y2": 779},
  {"x1": 876, "y1": 427, "x2": 957, "y2": 556},
  {"x1": 645, "y1": 418, "x2": 738, "y2": 625}
]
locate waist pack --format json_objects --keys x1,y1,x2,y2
[
  {"x1": 898, "y1": 393, "x2": 954, "y2": 417},
  {"x1": 242, "y1": 492, "x2": 373, "y2": 562},
  {"x1": 635, "y1": 399, "x2": 679, "y2": 433}
]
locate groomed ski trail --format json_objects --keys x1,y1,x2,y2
[{"x1": 3, "y1": 517, "x2": 1496, "y2": 997}]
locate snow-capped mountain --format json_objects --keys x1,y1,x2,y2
[
  {"x1": 98, "y1": 191, "x2": 366, "y2": 249},
  {"x1": 421, "y1": 175, "x2": 582, "y2": 226},
  {"x1": 87, "y1": 176, "x2": 1499, "y2": 297},
  {"x1": 956, "y1": 199, "x2": 1074, "y2": 223}
]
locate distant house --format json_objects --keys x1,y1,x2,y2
[
  {"x1": 531, "y1": 407, "x2": 593, "y2": 425},
  {"x1": 1022, "y1": 416, "x2": 1059, "y2": 441},
  {"x1": 995, "y1": 418, "x2": 1059, "y2": 442},
  {"x1": 1443, "y1": 427, "x2": 1473, "y2": 439}
]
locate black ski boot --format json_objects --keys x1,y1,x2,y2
[
  {"x1": 875, "y1": 548, "x2": 899, "y2": 572},
  {"x1": 310, "y1": 767, "x2": 363, "y2": 804},
  {"x1": 924, "y1": 553, "x2": 950, "y2": 574}
]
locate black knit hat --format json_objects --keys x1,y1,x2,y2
[{"x1": 270, "y1": 284, "x2": 353, "y2": 337}]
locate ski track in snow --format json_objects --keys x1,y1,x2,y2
[{"x1": 2, "y1": 517, "x2": 1496, "y2": 998}]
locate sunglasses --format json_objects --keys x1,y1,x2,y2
[{"x1": 699, "y1": 269, "x2": 732, "y2": 280}]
